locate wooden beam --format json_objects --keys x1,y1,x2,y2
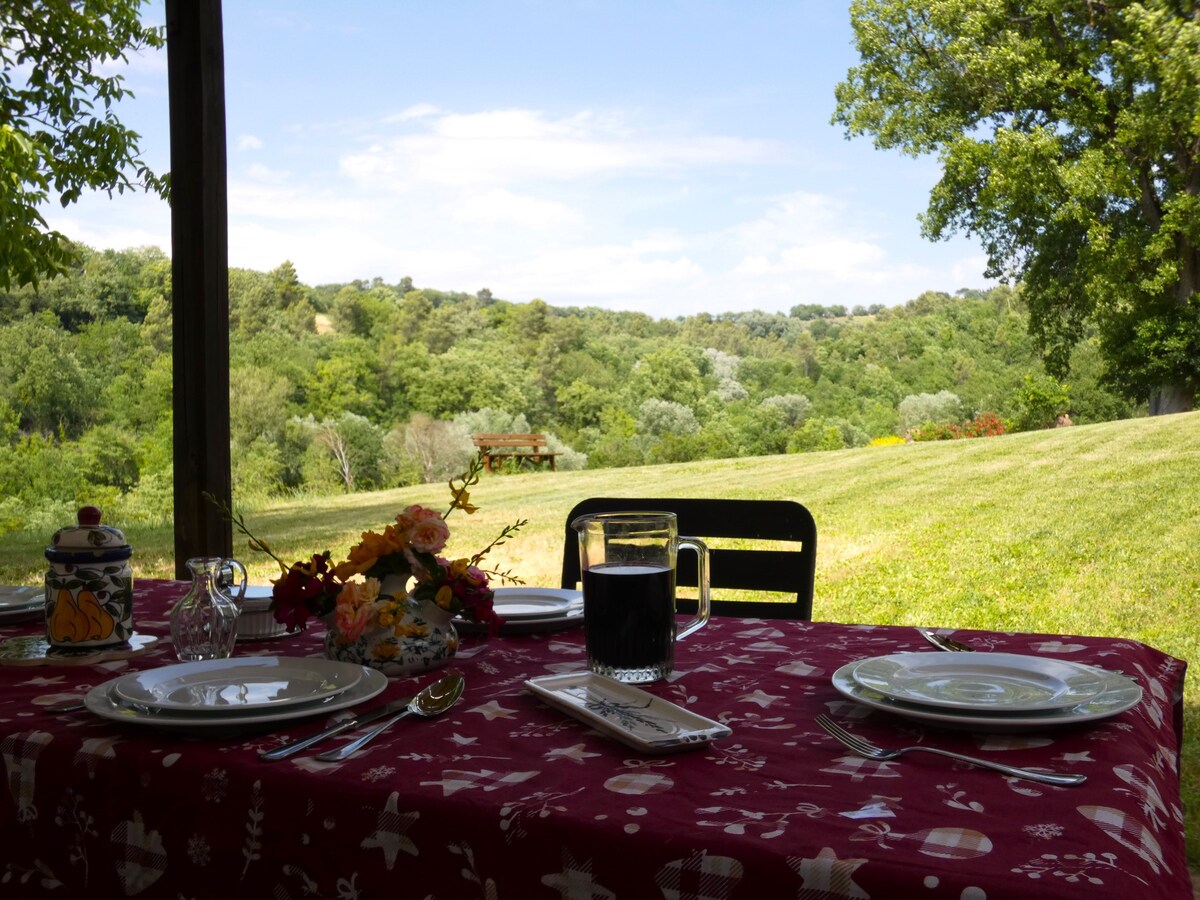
[{"x1": 165, "y1": 0, "x2": 231, "y2": 578}]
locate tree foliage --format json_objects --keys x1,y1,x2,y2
[
  {"x1": 834, "y1": 0, "x2": 1200, "y2": 412},
  {"x1": 0, "y1": 1, "x2": 167, "y2": 290},
  {"x1": 0, "y1": 243, "x2": 1143, "y2": 534}
]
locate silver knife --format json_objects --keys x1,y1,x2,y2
[{"x1": 258, "y1": 695, "x2": 414, "y2": 761}]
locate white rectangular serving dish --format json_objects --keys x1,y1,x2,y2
[
  {"x1": 235, "y1": 586, "x2": 296, "y2": 641},
  {"x1": 525, "y1": 672, "x2": 731, "y2": 754}
]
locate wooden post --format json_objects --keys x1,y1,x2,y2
[{"x1": 166, "y1": 0, "x2": 232, "y2": 578}]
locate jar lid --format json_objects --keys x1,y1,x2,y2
[{"x1": 48, "y1": 507, "x2": 130, "y2": 553}]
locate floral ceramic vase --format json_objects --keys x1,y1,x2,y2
[{"x1": 323, "y1": 575, "x2": 459, "y2": 676}]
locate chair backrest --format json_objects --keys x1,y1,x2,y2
[{"x1": 560, "y1": 497, "x2": 816, "y2": 620}]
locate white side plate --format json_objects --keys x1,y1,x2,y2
[
  {"x1": 87, "y1": 666, "x2": 387, "y2": 729},
  {"x1": 112, "y1": 656, "x2": 363, "y2": 712},
  {"x1": 457, "y1": 588, "x2": 584, "y2": 635},
  {"x1": 526, "y1": 671, "x2": 731, "y2": 754},
  {"x1": 0, "y1": 586, "x2": 44, "y2": 622},
  {"x1": 852, "y1": 652, "x2": 1109, "y2": 711},
  {"x1": 833, "y1": 659, "x2": 1142, "y2": 731},
  {"x1": 492, "y1": 589, "x2": 575, "y2": 619}
]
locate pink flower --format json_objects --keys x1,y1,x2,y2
[
  {"x1": 407, "y1": 508, "x2": 450, "y2": 554},
  {"x1": 334, "y1": 601, "x2": 374, "y2": 643},
  {"x1": 333, "y1": 579, "x2": 382, "y2": 643}
]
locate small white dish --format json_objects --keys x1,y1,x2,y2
[
  {"x1": 526, "y1": 671, "x2": 731, "y2": 754},
  {"x1": 112, "y1": 657, "x2": 363, "y2": 713},
  {"x1": 852, "y1": 652, "x2": 1108, "y2": 712},
  {"x1": 832, "y1": 659, "x2": 1142, "y2": 731},
  {"x1": 86, "y1": 666, "x2": 387, "y2": 729}
]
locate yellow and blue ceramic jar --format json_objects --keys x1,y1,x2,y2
[{"x1": 44, "y1": 507, "x2": 134, "y2": 650}]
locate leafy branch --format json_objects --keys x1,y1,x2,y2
[
  {"x1": 445, "y1": 454, "x2": 486, "y2": 518},
  {"x1": 202, "y1": 491, "x2": 290, "y2": 575}
]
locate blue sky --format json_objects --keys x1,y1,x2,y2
[{"x1": 48, "y1": 0, "x2": 994, "y2": 317}]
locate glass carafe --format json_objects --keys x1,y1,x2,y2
[{"x1": 169, "y1": 557, "x2": 248, "y2": 661}]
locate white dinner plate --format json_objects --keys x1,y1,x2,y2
[
  {"x1": 852, "y1": 652, "x2": 1109, "y2": 712},
  {"x1": 112, "y1": 656, "x2": 363, "y2": 712},
  {"x1": 86, "y1": 666, "x2": 387, "y2": 729},
  {"x1": 526, "y1": 671, "x2": 731, "y2": 754},
  {"x1": 832, "y1": 659, "x2": 1142, "y2": 731},
  {"x1": 456, "y1": 588, "x2": 584, "y2": 635},
  {"x1": 0, "y1": 586, "x2": 44, "y2": 623}
]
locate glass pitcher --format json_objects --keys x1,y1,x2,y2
[
  {"x1": 169, "y1": 557, "x2": 248, "y2": 661},
  {"x1": 572, "y1": 511, "x2": 709, "y2": 683}
]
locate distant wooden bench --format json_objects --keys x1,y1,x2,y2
[{"x1": 472, "y1": 433, "x2": 558, "y2": 472}]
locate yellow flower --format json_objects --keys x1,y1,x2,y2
[
  {"x1": 435, "y1": 584, "x2": 454, "y2": 610},
  {"x1": 334, "y1": 556, "x2": 377, "y2": 580},
  {"x1": 338, "y1": 525, "x2": 412, "y2": 579},
  {"x1": 336, "y1": 578, "x2": 382, "y2": 610},
  {"x1": 371, "y1": 640, "x2": 399, "y2": 660},
  {"x1": 449, "y1": 489, "x2": 479, "y2": 514},
  {"x1": 393, "y1": 622, "x2": 428, "y2": 639}
]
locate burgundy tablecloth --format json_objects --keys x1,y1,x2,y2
[{"x1": 0, "y1": 580, "x2": 1189, "y2": 899}]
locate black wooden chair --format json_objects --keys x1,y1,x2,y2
[{"x1": 561, "y1": 498, "x2": 817, "y2": 620}]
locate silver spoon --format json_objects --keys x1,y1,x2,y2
[
  {"x1": 315, "y1": 672, "x2": 465, "y2": 762},
  {"x1": 918, "y1": 629, "x2": 974, "y2": 653}
]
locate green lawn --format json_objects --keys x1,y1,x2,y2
[{"x1": 2, "y1": 412, "x2": 1197, "y2": 864}]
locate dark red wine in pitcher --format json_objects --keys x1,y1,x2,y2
[{"x1": 583, "y1": 563, "x2": 675, "y2": 683}]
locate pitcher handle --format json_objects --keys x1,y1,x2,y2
[
  {"x1": 676, "y1": 536, "x2": 710, "y2": 640},
  {"x1": 218, "y1": 558, "x2": 249, "y2": 605}
]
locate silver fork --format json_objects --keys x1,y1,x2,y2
[
  {"x1": 917, "y1": 628, "x2": 975, "y2": 653},
  {"x1": 814, "y1": 714, "x2": 1086, "y2": 786}
]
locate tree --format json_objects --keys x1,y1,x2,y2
[
  {"x1": 898, "y1": 390, "x2": 964, "y2": 434},
  {"x1": 834, "y1": 0, "x2": 1200, "y2": 413},
  {"x1": 1, "y1": 1, "x2": 167, "y2": 290},
  {"x1": 401, "y1": 414, "x2": 472, "y2": 484}
]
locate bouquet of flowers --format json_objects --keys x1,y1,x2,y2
[{"x1": 224, "y1": 458, "x2": 524, "y2": 639}]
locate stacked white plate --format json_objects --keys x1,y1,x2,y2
[
  {"x1": 0, "y1": 586, "x2": 45, "y2": 624},
  {"x1": 832, "y1": 651, "x2": 1143, "y2": 731},
  {"x1": 455, "y1": 587, "x2": 584, "y2": 635},
  {"x1": 84, "y1": 656, "x2": 386, "y2": 729}
]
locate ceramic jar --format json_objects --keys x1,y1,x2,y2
[
  {"x1": 44, "y1": 506, "x2": 134, "y2": 650},
  {"x1": 323, "y1": 575, "x2": 459, "y2": 677}
]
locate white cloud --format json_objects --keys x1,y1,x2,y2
[
  {"x1": 502, "y1": 243, "x2": 705, "y2": 301},
  {"x1": 42, "y1": 95, "x2": 994, "y2": 319},
  {"x1": 43, "y1": 192, "x2": 169, "y2": 254},
  {"x1": 383, "y1": 103, "x2": 442, "y2": 123},
  {"x1": 444, "y1": 188, "x2": 583, "y2": 230},
  {"x1": 228, "y1": 178, "x2": 378, "y2": 223},
  {"x1": 340, "y1": 107, "x2": 775, "y2": 191}
]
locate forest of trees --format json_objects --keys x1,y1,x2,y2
[{"x1": 0, "y1": 243, "x2": 1139, "y2": 534}]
